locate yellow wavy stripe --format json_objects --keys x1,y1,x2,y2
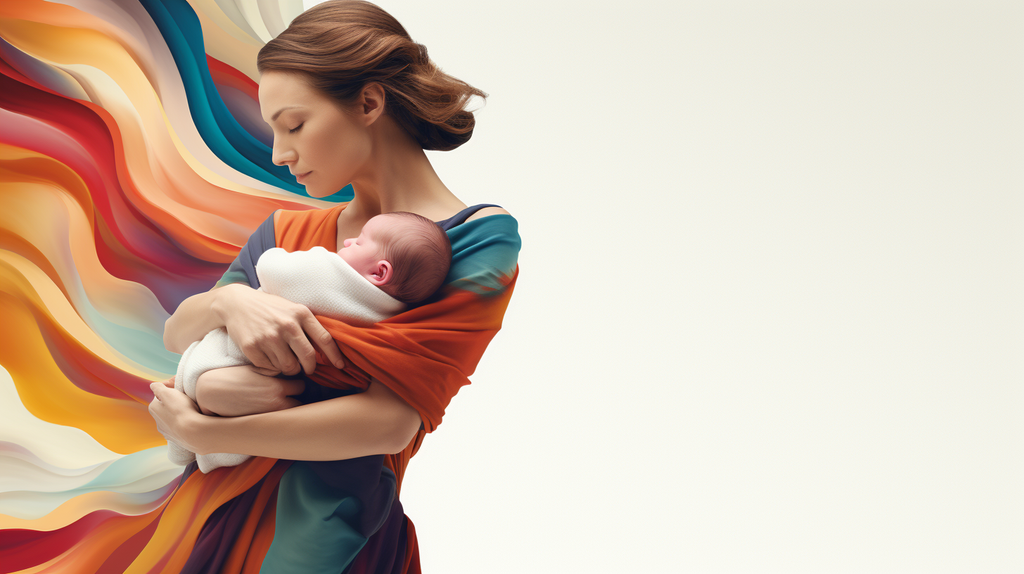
[
  {"x1": 0, "y1": 265, "x2": 163, "y2": 453},
  {"x1": 189, "y1": 0, "x2": 265, "y2": 79}
]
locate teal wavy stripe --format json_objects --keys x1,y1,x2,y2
[{"x1": 139, "y1": 0, "x2": 355, "y2": 201}]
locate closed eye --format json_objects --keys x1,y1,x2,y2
[{"x1": 289, "y1": 123, "x2": 304, "y2": 133}]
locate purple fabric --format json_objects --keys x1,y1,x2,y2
[
  {"x1": 179, "y1": 464, "x2": 273, "y2": 574},
  {"x1": 345, "y1": 499, "x2": 409, "y2": 574}
]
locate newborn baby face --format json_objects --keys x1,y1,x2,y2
[{"x1": 337, "y1": 215, "x2": 389, "y2": 284}]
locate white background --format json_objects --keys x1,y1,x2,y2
[{"x1": 307, "y1": 2, "x2": 1022, "y2": 572}]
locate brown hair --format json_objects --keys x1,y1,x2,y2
[
  {"x1": 257, "y1": 0, "x2": 486, "y2": 151},
  {"x1": 371, "y1": 212, "x2": 452, "y2": 304}
]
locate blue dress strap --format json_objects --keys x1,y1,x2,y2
[
  {"x1": 435, "y1": 204, "x2": 502, "y2": 231},
  {"x1": 215, "y1": 211, "x2": 276, "y2": 289}
]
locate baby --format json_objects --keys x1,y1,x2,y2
[{"x1": 168, "y1": 211, "x2": 452, "y2": 472}]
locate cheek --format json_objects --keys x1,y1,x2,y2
[{"x1": 315, "y1": 125, "x2": 365, "y2": 167}]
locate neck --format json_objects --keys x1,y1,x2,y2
[{"x1": 344, "y1": 117, "x2": 466, "y2": 221}]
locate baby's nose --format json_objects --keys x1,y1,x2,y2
[{"x1": 343, "y1": 238, "x2": 354, "y2": 247}]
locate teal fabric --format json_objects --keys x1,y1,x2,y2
[
  {"x1": 214, "y1": 268, "x2": 250, "y2": 289},
  {"x1": 260, "y1": 462, "x2": 368, "y2": 573},
  {"x1": 445, "y1": 214, "x2": 521, "y2": 294}
]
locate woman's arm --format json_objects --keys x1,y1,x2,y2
[
  {"x1": 150, "y1": 374, "x2": 422, "y2": 460},
  {"x1": 193, "y1": 366, "x2": 305, "y2": 417},
  {"x1": 163, "y1": 283, "x2": 346, "y2": 376},
  {"x1": 162, "y1": 284, "x2": 236, "y2": 354}
]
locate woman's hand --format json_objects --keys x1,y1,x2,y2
[
  {"x1": 149, "y1": 378, "x2": 207, "y2": 454},
  {"x1": 213, "y1": 284, "x2": 346, "y2": 375},
  {"x1": 194, "y1": 365, "x2": 304, "y2": 417}
]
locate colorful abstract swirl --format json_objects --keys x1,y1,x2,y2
[{"x1": 0, "y1": 0, "x2": 349, "y2": 570}]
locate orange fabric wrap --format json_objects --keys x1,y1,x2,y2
[{"x1": 275, "y1": 204, "x2": 518, "y2": 432}]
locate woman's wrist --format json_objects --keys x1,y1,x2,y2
[
  {"x1": 184, "y1": 409, "x2": 216, "y2": 455},
  {"x1": 210, "y1": 283, "x2": 246, "y2": 326}
]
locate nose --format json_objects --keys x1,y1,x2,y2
[
  {"x1": 271, "y1": 140, "x2": 296, "y2": 166},
  {"x1": 343, "y1": 238, "x2": 354, "y2": 248}
]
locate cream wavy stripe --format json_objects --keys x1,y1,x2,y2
[
  {"x1": 0, "y1": 453, "x2": 179, "y2": 522},
  {"x1": 0, "y1": 366, "x2": 180, "y2": 524},
  {"x1": 258, "y1": 0, "x2": 305, "y2": 39},
  {"x1": 190, "y1": 0, "x2": 265, "y2": 76},
  {"x1": 0, "y1": 450, "x2": 176, "y2": 498},
  {"x1": 235, "y1": 0, "x2": 303, "y2": 44},
  {"x1": 188, "y1": 0, "x2": 305, "y2": 80},
  {"x1": 0, "y1": 366, "x2": 122, "y2": 470},
  {"x1": 0, "y1": 488, "x2": 170, "y2": 531}
]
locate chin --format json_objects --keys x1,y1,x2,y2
[
  {"x1": 305, "y1": 186, "x2": 335, "y2": 199},
  {"x1": 306, "y1": 181, "x2": 351, "y2": 199}
]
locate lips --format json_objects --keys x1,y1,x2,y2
[{"x1": 295, "y1": 171, "x2": 311, "y2": 183}]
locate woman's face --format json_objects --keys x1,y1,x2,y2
[{"x1": 258, "y1": 70, "x2": 371, "y2": 198}]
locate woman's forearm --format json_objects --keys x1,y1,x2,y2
[
  {"x1": 163, "y1": 284, "x2": 241, "y2": 353},
  {"x1": 188, "y1": 381, "x2": 422, "y2": 460},
  {"x1": 194, "y1": 366, "x2": 303, "y2": 416}
]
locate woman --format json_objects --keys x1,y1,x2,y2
[{"x1": 146, "y1": 1, "x2": 519, "y2": 572}]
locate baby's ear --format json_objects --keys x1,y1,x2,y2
[{"x1": 368, "y1": 260, "x2": 393, "y2": 286}]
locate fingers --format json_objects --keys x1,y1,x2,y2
[
  {"x1": 150, "y1": 381, "x2": 167, "y2": 401},
  {"x1": 262, "y1": 320, "x2": 305, "y2": 375},
  {"x1": 251, "y1": 366, "x2": 283, "y2": 377},
  {"x1": 226, "y1": 297, "x2": 342, "y2": 375},
  {"x1": 238, "y1": 340, "x2": 276, "y2": 373},
  {"x1": 301, "y1": 314, "x2": 345, "y2": 370},
  {"x1": 282, "y1": 328, "x2": 317, "y2": 376},
  {"x1": 148, "y1": 384, "x2": 169, "y2": 435},
  {"x1": 266, "y1": 343, "x2": 302, "y2": 376}
]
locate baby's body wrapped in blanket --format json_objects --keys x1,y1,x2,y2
[{"x1": 168, "y1": 246, "x2": 405, "y2": 473}]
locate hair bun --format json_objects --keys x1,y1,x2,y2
[{"x1": 414, "y1": 42, "x2": 429, "y2": 64}]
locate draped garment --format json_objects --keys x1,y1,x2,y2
[{"x1": 3, "y1": 203, "x2": 519, "y2": 573}]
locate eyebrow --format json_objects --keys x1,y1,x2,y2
[{"x1": 270, "y1": 106, "x2": 303, "y2": 122}]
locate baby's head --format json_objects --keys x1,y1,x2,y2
[{"x1": 337, "y1": 212, "x2": 452, "y2": 304}]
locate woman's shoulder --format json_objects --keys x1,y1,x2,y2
[
  {"x1": 448, "y1": 205, "x2": 518, "y2": 242},
  {"x1": 446, "y1": 205, "x2": 519, "y2": 291},
  {"x1": 464, "y1": 206, "x2": 511, "y2": 222}
]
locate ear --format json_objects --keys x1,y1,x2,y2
[
  {"x1": 358, "y1": 83, "x2": 386, "y2": 126},
  {"x1": 367, "y1": 260, "x2": 393, "y2": 287}
]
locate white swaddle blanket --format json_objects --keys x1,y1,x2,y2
[{"x1": 168, "y1": 246, "x2": 405, "y2": 473}]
